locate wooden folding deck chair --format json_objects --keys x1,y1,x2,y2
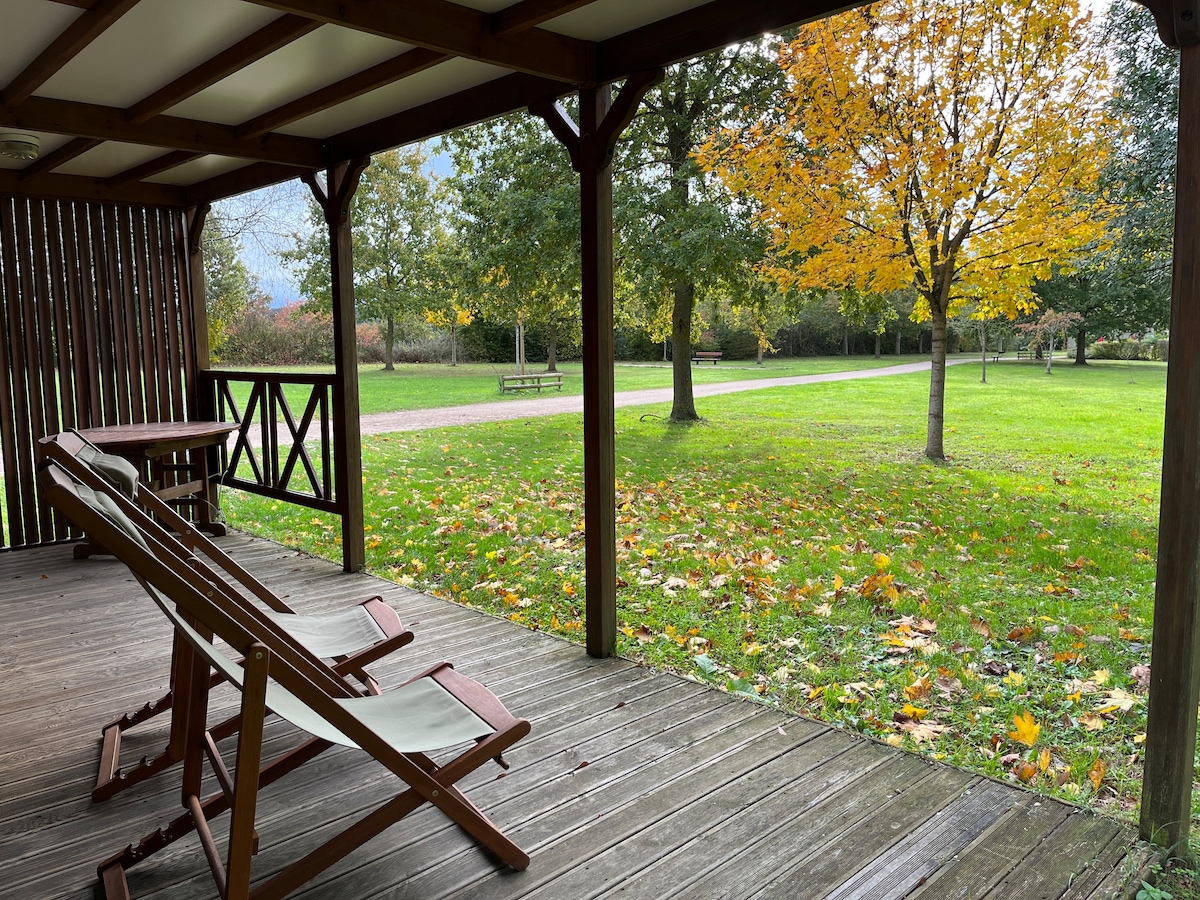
[
  {"x1": 43, "y1": 461, "x2": 530, "y2": 900},
  {"x1": 39, "y1": 429, "x2": 415, "y2": 801}
]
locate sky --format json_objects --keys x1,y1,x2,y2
[{"x1": 221, "y1": 144, "x2": 454, "y2": 305}]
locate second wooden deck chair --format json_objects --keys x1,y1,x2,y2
[
  {"x1": 39, "y1": 429, "x2": 416, "y2": 801},
  {"x1": 43, "y1": 461, "x2": 530, "y2": 900}
]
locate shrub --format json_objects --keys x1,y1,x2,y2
[
  {"x1": 714, "y1": 324, "x2": 760, "y2": 360},
  {"x1": 220, "y1": 299, "x2": 333, "y2": 365},
  {"x1": 1088, "y1": 338, "x2": 1159, "y2": 361}
]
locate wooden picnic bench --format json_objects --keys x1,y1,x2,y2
[
  {"x1": 499, "y1": 372, "x2": 564, "y2": 393},
  {"x1": 1017, "y1": 348, "x2": 1036, "y2": 360},
  {"x1": 692, "y1": 351, "x2": 722, "y2": 365}
]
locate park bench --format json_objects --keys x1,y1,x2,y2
[
  {"x1": 499, "y1": 372, "x2": 564, "y2": 393},
  {"x1": 991, "y1": 350, "x2": 1007, "y2": 362},
  {"x1": 1017, "y1": 348, "x2": 1036, "y2": 360},
  {"x1": 692, "y1": 351, "x2": 722, "y2": 365}
]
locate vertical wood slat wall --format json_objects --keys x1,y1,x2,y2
[{"x1": 0, "y1": 197, "x2": 196, "y2": 549}]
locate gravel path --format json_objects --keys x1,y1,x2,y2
[{"x1": 359, "y1": 358, "x2": 970, "y2": 435}]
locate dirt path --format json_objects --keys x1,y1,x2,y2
[{"x1": 360, "y1": 358, "x2": 971, "y2": 435}]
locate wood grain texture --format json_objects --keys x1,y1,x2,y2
[{"x1": 0, "y1": 533, "x2": 1142, "y2": 900}]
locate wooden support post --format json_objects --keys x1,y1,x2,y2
[
  {"x1": 303, "y1": 161, "x2": 368, "y2": 573},
  {"x1": 185, "y1": 205, "x2": 211, "y2": 376},
  {"x1": 578, "y1": 85, "x2": 617, "y2": 658},
  {"x1": 1142, "y1": 40, "x2": 1200, "y2": 854},
  {"x1": 533, "y1": 71, "x2": 661, "y2": 658}
]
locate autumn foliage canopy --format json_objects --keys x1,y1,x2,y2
[{"x1": 700, "y1": 0, "x2": 1112, "y2": 456}]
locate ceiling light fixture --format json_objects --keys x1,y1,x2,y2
[{"x1": 0, "y1": 133, "x2": 40, "y2": 160}]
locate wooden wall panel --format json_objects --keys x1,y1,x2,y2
[{"x1": 0, "y1": 197, "x2": 196, "y2": 548}]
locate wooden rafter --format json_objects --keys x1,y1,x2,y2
[
  {"x1": 243, "y1": 0, "x2": 591, "y2": 83},
  {"x1": 1, "y1": 0, "x2": 142, "y2": 106},
  {"x1": 185, "y1": 160, "x2": 311, "y2": 206},
  {"x1": 18, "y1": 137, "x2": 101, "y2": 181},
  {"x1": 597, "y1": 0, "x2": 845, "y2": 80},
  {"x1": 107, "y1": 150, "x2": 204, "y2": 188},
  {"x1": 235, "y1": 47, "x2": 449, "y2": 140},
  {"x1": 491, "y1": 0, "x2": 601, "y2": 36},
  {"x1": 330, "y1": 71, "x2": 568, "y2": 159},
  {"x1": 0, "y1": 95, "x2": 324, "y2": 168},
  {"x1": 126, "y1": 15, "x2": 322, "y2": 125}
]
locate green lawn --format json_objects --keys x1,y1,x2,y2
[
  {"x1": 213, "y1": 354, "x2": 939, "y2": 415},
  {"x1": 224, "y1": 357, "x2": 1172, "y2": 842}
]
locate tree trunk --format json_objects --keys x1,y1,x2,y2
[
  {"x1": 450, "y1": 323, "x2": 458, "y2": 367},
  {"x1": 670, "y1": 280, "x2": 699, "y2": 422},
  {"x1": 925, "y1": 310, "x2": 948, "y2": 460},
  {"x1": 843, "y1": 324, "x2": 849, "y2": 356},
  {"x1": 978, "y1": 319, "x2": 988, "y2": 384},
  {"x1": 895, "y1": 329, "x2": 901, "y2": 356},
  {"x1": 757, "y1": 342, "x2": 764, "y2": 365},
  {"x1": 1045, "y1": 335, "x2": 1055, "y2": 374},
  {"x1": 545, "y1": 320, "x2": 559, "y2": 372},
  {"x1": 1074, "y1": 325, "x2": 1088, "y2": 365},
  {"x1": 384, "y1": 314, "x2": 395, "y2": 371},
  {"x1": 874, "y1": 332, "x2": 881, "y2": 359}
]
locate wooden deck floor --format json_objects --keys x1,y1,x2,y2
[{"x1": 0, "y1": 534, "x2": 1150, "y2": 899}]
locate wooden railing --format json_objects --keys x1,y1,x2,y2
[{"x1": 199, "y1": 370, "x2": 339, "y2": 514}]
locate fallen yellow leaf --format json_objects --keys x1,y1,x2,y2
[{"x1": 1008, "y1": 710, "x2": 1041, "y2": 747}]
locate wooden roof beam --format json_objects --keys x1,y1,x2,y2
[
  {"x1": 596, "y1": 0, "x2": 856, "y2": 81},
  {"x1": 0, "y1": 167, "x2": 186, "y2": 206},
  {"x1": 491, "y1": 0, "x2": 601, "y2": 36},
  {"x1": 330, "y1": 71, "x2": 569, "y2": 160},
  {"x1": 126, "y1": 15, "x2": 322, "y2": 125},
  {"x1": 244, "y1": 0, "x2": 592, "y2": 84},
  {"x1": 2, "y1": 0, "x2": 142, "y2": 106},
  {"x1": 0, "y1": 95, "x2": 326, "y2": 167},
  {"x1": 235, "y1": 46, "x2": 449, "y2": 140},
  {"x1": 106, "y1": 149, "x2": 204, "y2": 187},
  {"x1": 184, "y1": 160, "x2": 311, "y2": 206}
]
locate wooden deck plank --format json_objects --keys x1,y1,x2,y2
[
  {"x1": 0, "y1": 534, "x2": 1142, "y2": 900},
  {"x1": 822, "y1": 778, "x2": 1020, "y2": 900},
  {"x1": 749, "y1": 768, "x2": 990, "y2": 899},
  {"x1": 906, "y1": 797, "x2": 1073, "y2": 898},
  {"x1": 979, "y1": 811, "x2": 1128, "y2": 899}
]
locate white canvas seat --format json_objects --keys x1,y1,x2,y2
[
  {"x1": 38, "y1": 429, "x2": 415, "y2": 801},
  {"x1": 43, "y1": 459, "x2": 531, "y2": 900}
]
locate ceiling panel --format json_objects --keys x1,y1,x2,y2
[
  {"x1": 37, "y1": 0, "x2": 280, "y2": 108},
  {"x1": 54, "y1": 141, "x2": 171, "y2": 179},
  {"x1": 542, "y1": 0, "x2": 711, "y2": 40},
  {"x1": 144, "y1": 153, "x2": 248, "y2": 185},
  {"x1": 280, "y1": 59, "x2": 509, "y2": 140},
  {"x1": 0, "y1": 1, "x2": 82, "y2": 87},
  {"x1": 167, "y1": 24, "x2": 410, "y2": 128}
]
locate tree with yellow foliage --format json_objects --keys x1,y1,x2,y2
[{"x1": 700, "y1": 0, "x2": 1111, "y2": 459}]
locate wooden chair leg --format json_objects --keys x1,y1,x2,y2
[{"x1": 226, "y1": 644, "x2": 270, "y2": 899}]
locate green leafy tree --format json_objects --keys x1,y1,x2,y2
[
  {"x1": 1105, "y1": 0, "x2": 1176, "y2": 274},
  {"x1": 203, "y1": 211, "x2": 265, "y2": 362},
  {"x1": 617, "y1": 46, "x2": 783, "y2": 421},
  {"x1": 283, "y1": 146, "x2": 447, "y2": 370},
  {"x1": 1033, "y1": 265, "x2": 1167, "y2": 364},
  {"x1": 444, "y1": 115, "x2": 581, "y2": 372}
]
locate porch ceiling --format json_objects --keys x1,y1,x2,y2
[{"x1": 0, "y1": 0, "x2": 857, "y2": 207}]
